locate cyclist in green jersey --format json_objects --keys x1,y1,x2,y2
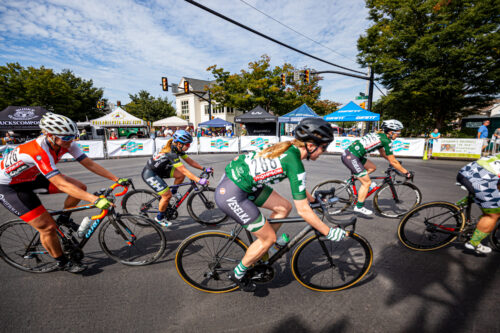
[
  {"x1": 215, "y1": 118, "x2": 346, "y2": 292},
  {"x1": 341, "y1": 119, "x2": 412, "y2": 215}
]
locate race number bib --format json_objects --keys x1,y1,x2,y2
[
  {"x1": 359, "y1": 133, "x2": 381, "y2": 150},
  {"x1": 2, "y1": 148, "x2": 28, "y2": 177},
  {"x1": 247, "y1": 156, "x2": 284, "y2": 182}
]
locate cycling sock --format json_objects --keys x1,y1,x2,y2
[
  {"x1": 157, "y1": 212, "x2": 165, "y2": 220},
  {"x1": 55, "y1": 254, "x2": 68, "y2": 266},
  {"x1": 356, "y1": 201, "x2": 364, "y2": 208},
  {"x1": 234, "y1": 261, "x2": 248, "y2": 279},
  {"x1": 469, "y1": 229, "x2": 490, "y2": 246}
]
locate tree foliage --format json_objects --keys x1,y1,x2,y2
[
  {"x1": 207, "y1": 55, "x2": 340, "y2": 116},
  {"x1": 357, "y1": 0, "x2": 500, "y2": 135},
  {"x1": 125, "y1": 90, "x2": 176, "y2": 122},
  {"x1": 0, "y1": 63, "x2": 106, "y2": 121}
]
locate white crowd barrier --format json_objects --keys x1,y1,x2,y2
[
  {"x1": 62, "y1": 140, "x2": 105, "y2": 160},
  {"x1": 199, "y1": 137, "x2": 239, "y2": 153},
  {"x1": 155, "y1": 138, "x2": 198, "y2": 154},
  {"x1": 107, "y1": 139, "x2": 155, "y2": 157},
  {"x1": 240, "y1": 136, "x2": 279, "y2": 152}
]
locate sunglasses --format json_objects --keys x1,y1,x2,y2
[{"x1": 55, "y1": 134, "x2": 77, "y2": 142}]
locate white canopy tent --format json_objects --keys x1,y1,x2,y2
[
  {"x1": 90, "y1": 107, "x2": 147, "y2": 127},
  {"x1": 153, "y1": 116, "x2": 188, "y2": 127}
]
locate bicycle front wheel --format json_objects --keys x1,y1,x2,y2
[
  {"x1": 0, "y1": 220, "x2": 58, "y2": 273},
  {"x1": 374, "y1": 182, "x2": 422, "y2": 218},
  {"x1": 489, "y1": 223, "x2": 500, "y2": 251},
  {"x1": 121, "y1": 189, "x2": 160, "y2": 225},
  {"x1": 187, "y1": 187, "x2": 228, "y2": 226},
  {"x1": 175, "y1": 231, "x2": 248, "y2": 293},
  {"x1": 291, "y1": 233, "x2": 372, "y2": 291},
  {"x1": 99, "y1": 214, "x2": 166, "y2": 266},
  {"x1": 398, "y1": 202, "x2": 465, "y2": 251},
  {"x1": 312, "y1": 180, "x2": 354, "y2": 215}
]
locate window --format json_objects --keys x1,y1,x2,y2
[
  {"x1": 204, "y1": 105, "x2": 209, "y2": 115},
  {"x1": 227, "y1": 107, "x2": 234, "y2": 114},
  {"x1": 181, "y1": 100, "x2": 189, "y2": 115}
]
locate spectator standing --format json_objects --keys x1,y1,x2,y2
[
  {"x1": 493, "y1": 127, "x2": 500, "y2": 153},
  {"x1": 109, "y1": 130, "x2": 118, "y2": 140},
  {"x1": 478, "y1": 120, "x2": 490, "y2": 155},
  {"x1": 226, "y1": 129, "x2": 234, "y2": 138},
  {"x1": 4, "y1": 132, "x2": 15, "y2": 145},
  {"x1": 428, "y1": 128, "x2": 441, "y2": 158},
  {"x1": 79, "y1": 129, "x2": 88, "y2": 140}
]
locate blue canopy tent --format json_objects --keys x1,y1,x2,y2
[
  {"x1": 323, "y1": 101, "x2": 380, "y2": 122},
  {"x1": 279, "y1": 104, "x2": 319, "y2": 123},
  {"x1": 198, "y1": 117, "x2": 234, "y2": 128}
]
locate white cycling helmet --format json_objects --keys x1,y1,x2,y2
[
  {"x1": 381, "y1": 119, "x2": 404, "y2": 132},
  {"x1": 40, "y1": 113, "x2": 79, "y2": 136}
]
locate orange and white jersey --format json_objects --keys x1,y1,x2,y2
[{"x1": 0, "y1": 136, "x2": 86, "y2": 185}]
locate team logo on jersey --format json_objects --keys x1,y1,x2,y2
[
  {"x1": 211, "y1": 138, "x2": 229, "y2": 150},
  {"x1": 219, "y1": 187, "x2": 225, "y2": 195},
  {"x1": 36, "y1": 155, "x2": 42, "y2": 161},
  {"x1": 250, "y1": 138, "x2": 269, "y2": 148},
  {"x1": 121, "y1": 142, "x2": 143, "y2": 153},
  {"x1": 335, "y1": 139, "x2": 352, "y2": 150},
  {"x1": 392, "y1": 140, "x2": 410, "y2": 152},
  {"x1": 8, "y1": 108, "x2": 38, "y2": 120}
]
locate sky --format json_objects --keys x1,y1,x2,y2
[{"x1": 0, "y1": 0, "x2": 382, "y2": 109}]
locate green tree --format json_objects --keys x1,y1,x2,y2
[
  {"x1": 207, "y1": 55, "x2": 339, "y2": 116},
  {"x1": 125, "y1": 90, "x2": 176, "y2": 122},
  {"x1": 0, "y1": 63, "x2": 105, "y2": 121},
  {"x1": 357, "y1": 0, "x2": 500, "y2": 135}
]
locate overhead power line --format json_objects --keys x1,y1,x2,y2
[
  {"x1": 238, "y1": 0, "x2": 358, "y2": 66},
  {"x1": 185, "y1": 0, "x2": 366, "y2": 75}
]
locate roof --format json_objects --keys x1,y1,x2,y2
[
  {"x1": 175, "y1": 77, "x2": 215, "y2": 96},
  {"x1": 323, "y1": 101, "x2": 380, "y2": 122},
  {"x1": 278, "y1": 104, "x2": 319, "y2": 123},
  {"x1": 90, "y1": 107, "x2": 147, "y2": 127},
  {"x1": 234, "y1": 106, "x2": 277, "y2": 123}
]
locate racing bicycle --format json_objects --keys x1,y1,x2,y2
[
  {"x1": 312, "y1": 165, "x2": 421, "y2": 218},
  {"x1": 174, "y1": 188, "x2": 373, "y2": 293},
  {"x1": 0, "y1": 183, "x2": 166, "y2": 273},
  {"x1": 398, "y1": 183, "x2": 500, "y2": 251},
  {"x1": 121, "y1": 170, "x2": 227, "y2": 226}
]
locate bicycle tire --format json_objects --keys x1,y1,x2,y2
[
  {"x1": 397, "y1": 201, "x2": 465, "y2": 251},
  {"x1": 0, "y1": 220, "x2": 59, "y2": 273},
  {"x1": 99, "y1": 214, "x2": 166, "y2": 266},
  {"x1": 175, "y1": 231, "x2": 248, "y2": 293},
  {"x1": 121, "y1": 189, "x2": 160, "y2": 226},
  {"x1": 373, "y1": 182, "x2": 422, "y2": 218},
  {"x1": 186, "y1": 187, "x2": 228, "y2": 226},
  {"x1": 489, "y1": 223, "x2": 500, "y2": 251},
  {"x1": 291, "y1": 233, "x2": 372, "y2": 291},
  {"x1": 312, "y1": 180, "x2": 354, "y2": 215}
]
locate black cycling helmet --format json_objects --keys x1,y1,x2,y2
[{"x1": 294, "y1": 117, "x2": 334, "y2": 145}]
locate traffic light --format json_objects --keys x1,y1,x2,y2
[
  {"x1": 183, "y1": 80, "x2": 190, "y2": 94},
  {"x1": 281, "y1": 73, "x2": 286, "y2": 87},
  {"x1": 360, "y1": 102, "x2": 366, "y2": 109},
  {"x1": 304, "y1": 69, "x2": 310, "y2": 83},
  {"x1": 162, "y1": 77, "x2": 168, "y2": 91}
]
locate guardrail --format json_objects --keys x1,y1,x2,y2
[{"x1": 0, "y1": 137, "x2": 496, "y2": 161}]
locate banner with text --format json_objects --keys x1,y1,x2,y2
[
  {"x1": 61, "y1": 140, "x2": 105, "y2": 160},
  {"x1": 240, "y1": 136, "x2": 279, "y2": 151},
  {"x1": 370, "y1": 138, "x2": 426, "y2": 157},
  {"x1": 107, "y1": 139, "x2": 155, "y2": 157},
  {"x1": 431, "y1": 138, "x2": 482, "y2": 159},
  {"x1": 155, "y1": 138, "x2": 198, "y2": 154},
  {"x1": 199, "y1": 137, "x2": 239, "y2": 153},
  {"x1": 329, "y1": 137, "x2": 358, "y2": 153}
]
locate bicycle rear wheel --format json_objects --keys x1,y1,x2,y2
[
  {"x1": 397, "y1": 202, "x2": 465, "y2": 251},
  {"x1": 0, "y1": 220, "x2": 58, "y2": 273},
  {"x1": 99, "y1": 214, "x2": 166, "y2": 265},
  {"x1": 489, "y1": 223, "x2": 500, "y2": 251},
  {"x1": 121, "y1": 189, "x2": 160, "y2": 226},
  {"x1": 175, "y1": 231, "x2": 248, "y2": 293},
  {"x1": 187, "y1": 187, "x2": 228, "y2": 226},
  {"x1": 291, "y1": 233, "x2": 372, "y2": 291},
  {"x1": 312, "y1": 180, "x2": 354, "y2": 215},
  {"x1": 374, "y1": 182, "x2": 422, "y2": 218}
]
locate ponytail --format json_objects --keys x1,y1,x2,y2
[
  {"x1": 160, "y1": 139, "x2": 174, "y2": 153},
  {"x1": 257, "y1": 139, "x2": 305, "y2": 159}
]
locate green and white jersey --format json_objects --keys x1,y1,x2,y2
[
  {"x1": 477, "y1": 154, "x2": 500, "y2": 176},
  {"x1": 348, "y1": 132, "x2": 393, "y2": 158},
  {"x1": 225, "y1": 145, "x2": 307, "y2": 200}
]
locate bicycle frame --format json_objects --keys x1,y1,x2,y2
[
  {"x1": 423, "y1": 193, "x2": 475, "y2": 236},
  {"x1": 346, "y1": 167, "x2": 402, "y2": 202}
]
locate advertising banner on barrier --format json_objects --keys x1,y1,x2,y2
[
  {"x1": 155, "y1": 138, "x2": 198, "y2": 154},
  {"x1": 431, "y1": 138, "x2": 482, "y2": 159},
  {"x1": 0, "y1": 144, "x2": 19, "y2": 160},
  {"x1": 240, "y1": 136, "x2": 279, "y2": 151},
  {"x1": 107, "y1": 139, "x2": 155, "y2": 157},
  {"x1": 370, "y1": 138, "x2": 426, "y2": 157},
  {"x1": 328, "y1": 137, "x2": 358, "y2": 153},
  {"x1": 61, "y1": 140, "x2": 105, "y2": 160},
  {"x1": 199, "y1": 137, "x2": 239, "y2": 153}
]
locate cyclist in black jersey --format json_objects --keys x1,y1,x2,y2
[
  {"x1": 142, "y1": 130, "x2": 211, "y2": 227},
  {"x1": 215, "y1": 118, "x2": 346, "y2": 292}
]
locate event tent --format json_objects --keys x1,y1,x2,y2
[
  {"x1": 234, "y1": 106, "x2": 278, "y2": 135},
  {"x1": 153, "y1": 116, "x2": 188, "y2": 127},
  {"x1": 90, "y1": 107, "x2": 147, "y2": 127},
  {"x1": 0, "y1": 106, "x2": 49, "y2": 130},
  {"x1": 198, "y1": 117, "x2": 233, "y2": 128},
  {"x1": 278, "y1": 104, "x2": 319, "y2": 123},
  {"x1": 323, "y1": 101, "x2": 380, "y2": 122}
]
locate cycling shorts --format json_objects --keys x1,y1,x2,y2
[
  {"x1": 0, "y1": 174, "x2": 60, "y2": 221},
  {"x1": 215, "y1": 175, "x2": 266, "y2": 232},
  {"x1": 457, "y1": 162, "x2": 500, "y2": 213},
  {"x1": 341, "y1": 149, "x2": 368, "y2": 177},
  {"x1": 142, "y1": 167, "x2": 171, "y2": 195}
]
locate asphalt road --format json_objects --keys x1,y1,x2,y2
[{"x1": 0, "y1": 154, "x2": 498, "y2": 333}]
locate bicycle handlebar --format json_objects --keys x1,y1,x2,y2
[
  {"x1": 91, "y1": 181, "x2": 132, "y2": 219},
  {"x1": 312, "y1": 188, "x2": 357, "y2": 233}
]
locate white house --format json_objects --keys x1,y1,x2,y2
[{"x1": 174, "y1": 77, "x2": 242, "y2": 129}]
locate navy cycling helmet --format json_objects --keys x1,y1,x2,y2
[{"x1": 173, "y1": 130, "x2": 193, "y2": 144}]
